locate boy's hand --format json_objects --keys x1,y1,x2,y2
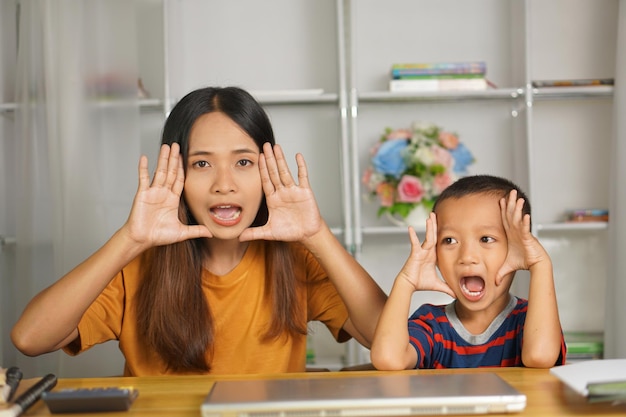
[
  {"x1": 496, "y1": 190, "x2": 549, "y2": 284},
  {"x1": 397, "y1": 213, "x2": 455, "y2": 298},
  {"x1": 240, "y1": 143, "x2": 323, "y2": 242}
]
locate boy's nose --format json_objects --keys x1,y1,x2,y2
[{"x1": 458, "y1": 243, "x2": 479, "y2": 264}]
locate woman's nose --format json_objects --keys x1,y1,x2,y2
[{"x1": 211, "y1": 167, "x2": 236, "y2": 193}]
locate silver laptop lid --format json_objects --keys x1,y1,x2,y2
[{"x1": 201, "y1": 372, "x2": 526, "y2": 417}]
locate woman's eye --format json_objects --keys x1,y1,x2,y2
[
  {"x1": 193, "y1": 160, "x2": 209, "y2": 168},
  {"x1": 237, "y1": 159, "x2": 253, "y2": 167}
]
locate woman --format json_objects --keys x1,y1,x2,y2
[{"x1": 12, "y1": 86, "x2": 387, "y2": 375}]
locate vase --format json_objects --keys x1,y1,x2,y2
[{"x1": 385, "y1": 204, "x2": 431, "y2": 229}]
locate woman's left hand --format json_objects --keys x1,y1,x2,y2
[{"x1": 239, "y1": 143, "x2": 324, "y2": 242}]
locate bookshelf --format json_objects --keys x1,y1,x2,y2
[
  {"x1": 1, "y1": 0, "x2": 624, "y2": 373},
  {"x1": 343, "y1": 0, "x2": 618, "y2": 363}
]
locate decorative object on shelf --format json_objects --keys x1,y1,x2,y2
[
  {"x1": 362, "y1": 121, "x2": 475, "y2": 228},
  {"x1": 137, "y1": 78, "x2": 151, "y2": 99}
]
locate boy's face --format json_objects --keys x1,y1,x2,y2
[{"x1": 435, "y1": 193, "x2": 513, "y2": 315}]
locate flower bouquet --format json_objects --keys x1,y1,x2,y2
[{"x1": 362, "y1": 121, "x2": 475, "y2": 225}]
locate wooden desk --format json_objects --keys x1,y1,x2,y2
[{"x1": 9, "y1": 367, "x2": 626, "y2": 416}]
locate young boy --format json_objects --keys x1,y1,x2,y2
[{"x1": 370, "y1": 175, "x2": 566, "y2": 369}]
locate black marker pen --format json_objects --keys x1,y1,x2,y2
[
  {"x1": 0, "y1": 374, "x2": 57, "y2": 417},
  {"x1": 1, "y1": 367, "x2": 23, "y2": 403}
]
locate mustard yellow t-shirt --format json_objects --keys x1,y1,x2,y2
[{"x1": 63, "y1": 241, "x2": 349, "y2": 376}]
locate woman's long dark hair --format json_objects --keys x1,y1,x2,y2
[{"x1": 135, "y1": 87, "x2": 306, "y2": 372}]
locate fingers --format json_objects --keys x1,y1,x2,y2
[
  {"x1": 172, "y1": 145, "x2": 186, "y2": 196},
  {"x1": 261, "y1": 142, "x2": 299, "y2": 190},
  {"x1": 150, "y1": 143, "x2": 183, "y2": 193},
  {"x1": 295, "y1": 153, "x2": 310, "y2": 189},
  {"x1": 137, "y1": 155, "x2": 150, "y2": 191},
  {"x1": 425, "y1": 212, "x2": 437, "y2": 248},
  {"x1": 151, "y1": 144, "x2": 171, "y2": 187},
  {"x1": 407, "y1": 226, "x2": 421, "y2": 249},
  {"x1": 258, "y1": 149, "x2": 274, "y2": 197},
  {"x1": 165, "y1": 142, "x2": 182, "y2": 190},
  {"x1": 186, "y1": 224, "x2": 213, "y2": 240}
]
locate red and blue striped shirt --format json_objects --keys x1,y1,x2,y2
[{"x1": 407, "y1": 296, "x2": 566, "y2": 368}]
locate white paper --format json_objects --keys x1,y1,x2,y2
[{"x1": 550, "y1": 359, "x2": 626, "y2": 396}]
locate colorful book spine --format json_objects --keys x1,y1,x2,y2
[
  {"x1": 532, "y1": 79, "x2": 614, "y2": 88},
  {"x1": 391, "y1": 61, "x2": 487, "y2": 78},
  {"x1": 392, "y1": 73, "x2": 485, "y2": 80}
]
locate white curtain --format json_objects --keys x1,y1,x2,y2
[
  {"x1": 605, "y1": 0, "x2": 626, "y2": 359},
  {"x1": 12, "y1": 0, "x2": 141, "y2": 377}
]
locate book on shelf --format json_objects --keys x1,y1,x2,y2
[
  {"x1": 565, "y1": 208, "x2": 609, "y2": 223},
  {"x1": 392, "y1": 73, "x2": 486, "y2": 80},
  {"x1": 391, "y1": 61, "x2": 487, "y2": 77},
  {"x1": 564, "y1": 331, "x2": 604, "y2": 363},
  {"x1": 532, "y1": 78, "x2": 614, "y2": 88},
  {"x1": 389, "y1": 77, "x2": 488, "y2": 92}
]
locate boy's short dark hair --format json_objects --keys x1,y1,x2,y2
[{"x1": 433, "y1": 175, "x2": 531, "y2": 220}]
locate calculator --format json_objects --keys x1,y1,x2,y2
[{"x1": 42, "y1": 387, "x2": 139, "y2": 413}]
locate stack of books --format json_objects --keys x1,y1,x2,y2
[
  {"x1": 389, "y1": 61, "x2": 488, "y2": 92},
  {"x1": 565, "y1": 209, "x2": 609, "y2": 223},
  {"x1": 564, "y1": 331, "x2": 604, "y2": 363}
]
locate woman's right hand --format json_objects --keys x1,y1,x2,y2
[{"x1": 124, "y1": 143, "x2": 211, "y2": 249}]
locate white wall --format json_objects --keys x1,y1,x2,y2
[{"x1": 1, "y1": 0, "x2": 622, "y2": 375}]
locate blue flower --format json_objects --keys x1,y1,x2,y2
[
  {"x1": 450, "y1": 143, "x2": 474, "y2": 174},
  {"x1": 372, "y1": 139, "x2": 408, "y2": 178}
]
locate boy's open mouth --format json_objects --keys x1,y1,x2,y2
[{"x1": 460, "y1": 276, "x2": 485, "y2": 299}]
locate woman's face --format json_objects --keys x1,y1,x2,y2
[{"x1": 183, "y1": 111, "x2": 264, "y2": 240}]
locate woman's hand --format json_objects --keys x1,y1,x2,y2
[
  {"x1": 123, "y1": 143, "x2": 211, "y2": 248},
  {"x1": 240, "y1": 143, "x2": 323, "y2": 242}
]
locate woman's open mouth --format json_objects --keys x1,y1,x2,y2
[{"x1": 210, "y1": 205, "x2": 242, "y2": 226}]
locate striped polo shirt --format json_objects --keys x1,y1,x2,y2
[{"x1": 407, "y1": 296, "x2": 566, "y2": 368}]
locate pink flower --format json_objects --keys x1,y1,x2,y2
[
  {"x1": 376, "y1": 182, "x2": 396, "y2": 207},
  {"x1": 397, "y1": 175, "x2": 425, "y2": 203},
  {"x1": 430, "y1": 145, "x2": 453, "y2": 168},
  {"x1": 386, "y1": 128, "x2": 412, "y2": 140},
  {"x1": 432, "y1": 172, "x2": 455, "y2": 195},
  {"x1": 362, "y1": 167, "x2": 372, "y2": 186},
  {"x1": 438, "y1": 131, "x2": 459, "y2": 149}
]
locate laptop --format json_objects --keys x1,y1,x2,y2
[{"x1": 201, "y1": 372, "x2": 526, "y2": 417}]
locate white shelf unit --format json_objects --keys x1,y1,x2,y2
[
  {"x1": 343, "y1": 0, "x2": 618, "y2": 357},
  {"x1": 2, "y1": 0, "x2": 623, "y2": 373}
]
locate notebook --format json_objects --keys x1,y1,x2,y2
[{"x1": 201, "y1": 372, "x2": 526, "y2": 417}]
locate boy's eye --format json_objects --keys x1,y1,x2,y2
[
  {"x1": 441, "y1": 237, "x2": 457, "y2": 245},
  {"x1": 481, "y1": 236, "x2": 496, "y2": 243}
]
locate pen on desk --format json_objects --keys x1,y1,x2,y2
[
  {"x1": 0, "y1": 373, "x2": 57, "y2": 417},
  {"x1": 1, "y1": 367, "x2": 23, "y2": 403}
]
